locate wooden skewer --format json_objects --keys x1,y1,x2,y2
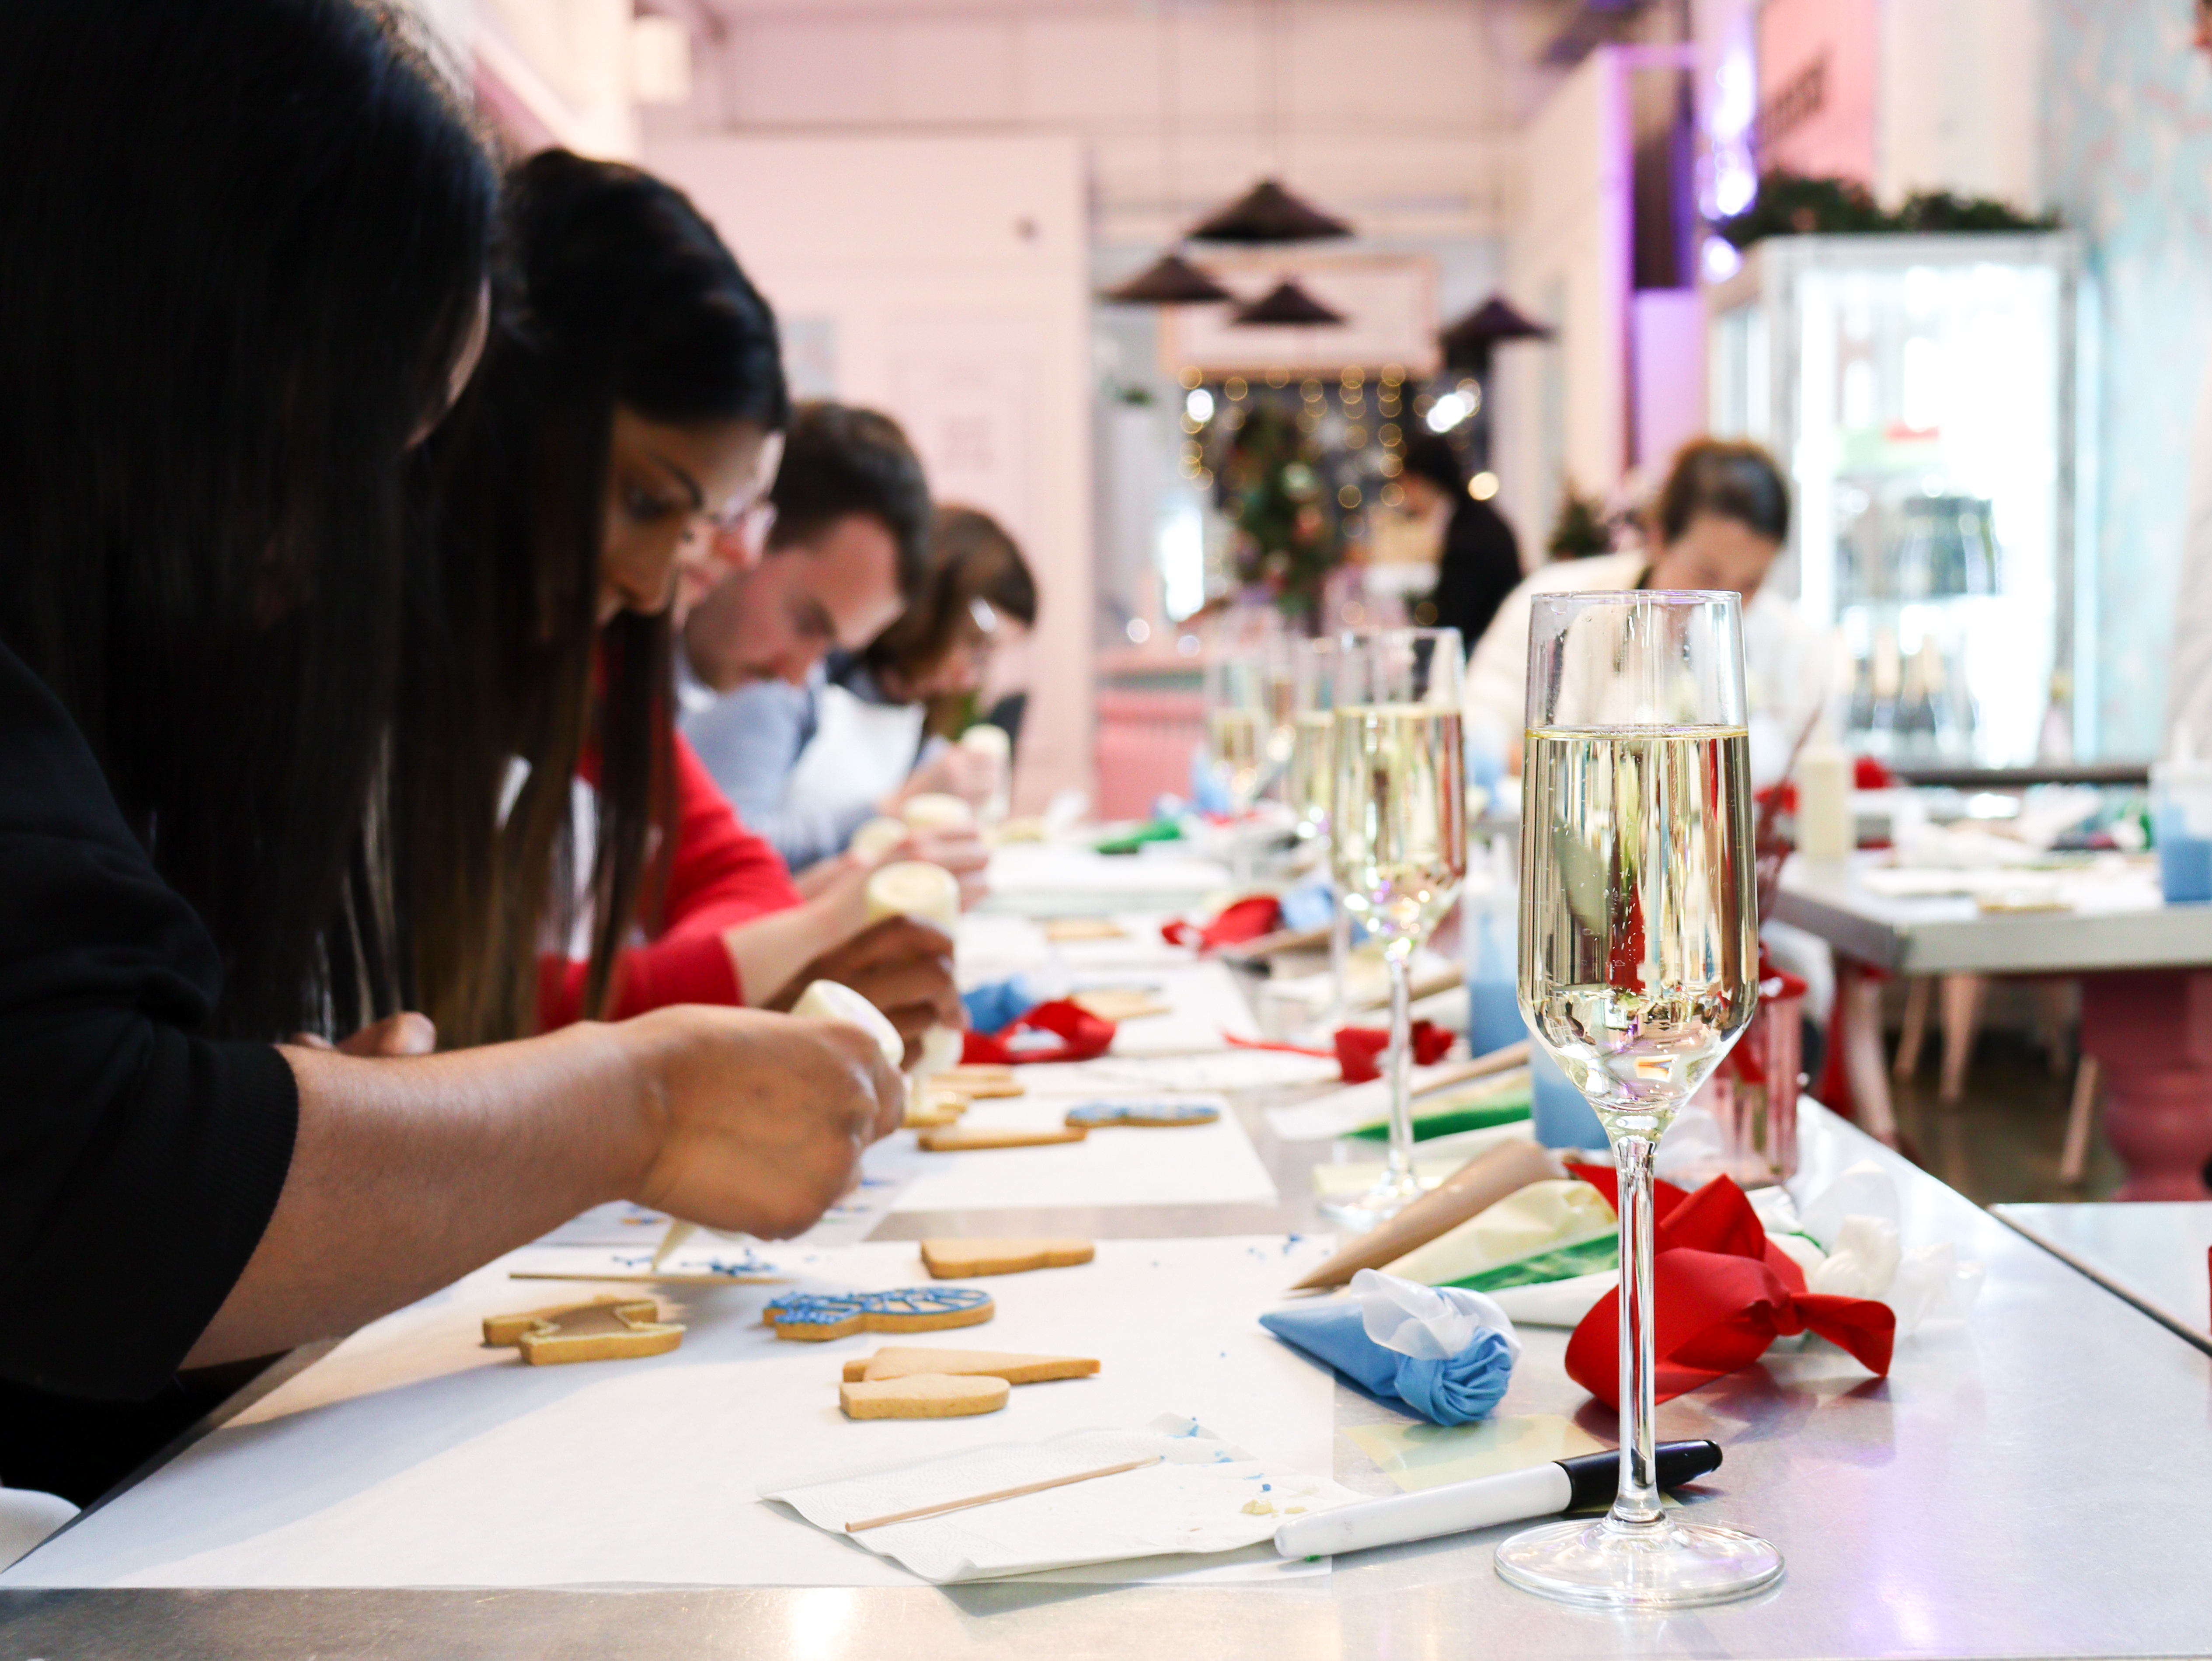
[
  {"x1": 1411, "y1": 1040, "x2": 1529, "y2": 1096},
  {"x1": 844, "y1": 1455, "x2": 1162, "y2": 1533}
]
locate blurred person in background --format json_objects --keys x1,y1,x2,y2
[
  {"x1": 680, "y1": 404, "x2": 993, "y2": 893},
  {"x1": 418, "y1": 156, "x2": 961, "y2": 1060},
  {"x1": 778, "y1": 506, "x2": 1036, "y2": 886},
  {"x1": 1464, "y1": 438, "x2": 1825, "y2": 788},
  {"x1": 1402, "y1": 433, "x2": 1522, "y2": 650}
]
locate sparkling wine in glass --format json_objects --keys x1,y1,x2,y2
[
  {"x1": 1495, "y1": 591, "x2": 1780, "y2": 1608},
  {"x1": 1321, "y1": 627, "x2": 1466, "y2": 1229}
]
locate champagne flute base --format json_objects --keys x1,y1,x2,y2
[
  {"x1": 1314, "y1": 1169, "x2": 1428, "y2": 1230},
  {"x1": 1494, "y1": 1514, "x2": 1782, "y2": 1609}
]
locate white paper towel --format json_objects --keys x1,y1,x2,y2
[{"x1": 763, "y1": 1415, "x2": 1359, "y2": 1584}]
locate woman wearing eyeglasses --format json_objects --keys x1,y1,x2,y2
[{"x1": 413, "y1": 151, "x2": 962, "y2": 1062}]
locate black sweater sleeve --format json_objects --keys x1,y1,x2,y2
[{"x1": 0, "y1": 642, "x2": 297, "y2": 1401}]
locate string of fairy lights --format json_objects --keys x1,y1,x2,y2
[{"x1": 1175, "y1": 364, "x2": 1487, "y2": 531}]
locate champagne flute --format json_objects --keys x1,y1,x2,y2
[
  {"x1": 1203, "y1": 652, "x2": 1268, "y2": 816},
  {"x1": 1321, "y1": 626, "x2": 1466, "y2": 1228},
  {"x1": 1286, "y1": 637, "x2": 1341, "y2": 844},
  {"x1": 1496, "y1": 592, "x2": 1780, "y2": 1608}
]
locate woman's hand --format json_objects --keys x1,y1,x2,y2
[
  {"x1": 888, "y1": 827, "x2": 991, "y2": 909},
  {"x1": 762, "y1": 914, "x2": 965, "y2": 1068},
  {"x1": 623, "y1": 1005, "x2": 903, "y2": 1240}
]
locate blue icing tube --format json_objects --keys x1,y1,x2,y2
[{"x1": 1259, "y1": 1302, "x2": 1514, "y2": 1426}]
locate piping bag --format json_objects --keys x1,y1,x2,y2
[
  {"x1": 653, "y1": 979, "x2": 902, "y2": 1270},
  {"x1": 1261, "y1": 1270, "x2": 1519, "y2": 1425}
]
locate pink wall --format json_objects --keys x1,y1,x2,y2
[{"x1": 1756, "y1": 0, "x2": 1879, "y2": 183}]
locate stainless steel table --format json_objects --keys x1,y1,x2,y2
[
  {"x1": 1995, "y1": 1199, "x2": 2212, "y2": 1353},
  {"x1": 7, "y1": 1099, "x2": 2212, "y2": 1659},
  {"x1": 1774, "y1": 855, "x2": 2212, "y2": 1197}
]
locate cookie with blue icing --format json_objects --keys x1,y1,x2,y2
[
  {"x1": 763, "y1": 1286, "x2": 994, "y2": 1342},
  {"x1": 1063, "y1": 1101, "x2": 1220, "y2": 1129}
]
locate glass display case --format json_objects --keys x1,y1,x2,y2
[{"x1": 1707, "y1": 233, "x2": 2092, "y2": 768}]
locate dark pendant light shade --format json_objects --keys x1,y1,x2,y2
[
  {"x1": 1188, "y1": 177, "x2": 1353, "y2": 244},
  {"x1": 1232, "y1": 278, "x2": 1346, "y2": 328},
  {"x1": 1439, "y1": 294, "x2": 1554, "y2": 369},
  {"x1": 1103, "y1": 251, "x2": 1235, "y2": 305}
]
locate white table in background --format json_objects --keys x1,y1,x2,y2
[{"x1": 1773, "y1": 854, "x2": 2212, "y2": 1197}]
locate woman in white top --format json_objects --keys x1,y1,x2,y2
[
  {"x1": 1465, "y1": 439, "x2": 1825, "y2": 786},
  {"x1": 783, "y1": 505, "x2": 1038, "y2": 883}
]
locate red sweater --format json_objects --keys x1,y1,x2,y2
[{"x1": 536, "y1": 731, "x2": 802, "y2": 1028}]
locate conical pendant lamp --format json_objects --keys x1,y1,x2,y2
[
  {"x1": 1187, "y1": 177, "x2": 1352, "y2": 245},
  {"x1": 1439, "y1": 294, "x2": 1554, "y2": 371},
  {"x1": 1104, "y1": 251, "x2": 1234, "y2": 306},
  {"x1": 1232, "y1": 277, "x2": 1345, "y2": 327}
]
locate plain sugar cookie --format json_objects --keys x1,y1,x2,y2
[
  {"x1": 838, "y1": 1373, "x2": 1009, "y2": 1420},
  {"x1": 841, "y1": 1347, "x2": 1100, "y2": 1384},
  {"x1": 481, "y1": 1297, "x2": 684, "y2": 1365},
  {"x1": 920, "y1": 1238, "x2": 1095, "y2": 1278},
  {"x1": 916, "y1": 1125, "x2": 1086, "y2": 1152}
]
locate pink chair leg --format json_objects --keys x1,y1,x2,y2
[
  {"x1": 1841, "y1": 975, "x2": 1899, "y2": 1146},
  {"x1": 2080, "y1": 970, "x2": 2212, "y2": 1201},
  {"x1": 1894, "y1": 977, "x2": 1931, "y2": 1080},
  {"x1": 1938, "y1": 974, "x2": 1985, "y2": 1105}
]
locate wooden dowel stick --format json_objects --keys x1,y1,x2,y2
[{"x1": 844, "y1": 1455, "x2": 1162, "y2": 1533}]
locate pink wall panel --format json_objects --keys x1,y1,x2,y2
[{"x1": 1756, "y1": 0, "x2": 1880, "y2": 184}]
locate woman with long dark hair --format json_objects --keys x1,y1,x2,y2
[
  {"x1": 0, "y1": 0, "x2": 896, "y2": 1504},
  {"x1": 418, "y1": 150, "x2": 961, "y2": 1058}
]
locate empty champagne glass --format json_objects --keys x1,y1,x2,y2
[
  {"x1": 1322, "y1": 626, "x2": 1466, "y2": 1228},
  {"x1": 1496, "y1": 591, "x2": 1780, "y2": 1607}
]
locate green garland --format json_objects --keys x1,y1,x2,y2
[{"x1": 1718, "y1": 170, "x2": 2058, "y2": 251}]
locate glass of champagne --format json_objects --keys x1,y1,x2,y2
[
  {"x1": 1496, "y1": 592, "x2": 1780, "y2": 1607},
  {"x1": 1322, "y1": 626, "x2": 1466, "y2": 1228},
  {"x1": 1203, "y1": 652, "x2": 1269, "y2": 816},
  {"x1": 1286, "y1": 637, "x2": 1341, "y2": 844}
]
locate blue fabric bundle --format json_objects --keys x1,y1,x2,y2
[
  {"x1": 961, "y1": 975, "x2": 1035, "y2": 1036},
  {"x1": 1260, "y1": 1272, "x2": 1519, "y2": 1426}
]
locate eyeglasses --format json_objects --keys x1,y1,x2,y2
[{"x1": 706, "y1": 427, "x2": 786, "y2": 531}]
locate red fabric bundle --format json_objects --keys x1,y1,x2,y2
[
  {"x1": 1221, "y1": 1020, "x2": 1455, "y2": 1083},
  {"x1": 1160, "y1": 896, "x2": 1282, "y2": 952},
  {"x1": 1562, "y1": 1169, "x2": 1895, "y2": 1408},
  {"x1": 1333, "y1": 1021, "x2": 1456, "y2": 1083},
  {"x1": 961, "y1": 999, "x2": 1116, "y2": 1065}
]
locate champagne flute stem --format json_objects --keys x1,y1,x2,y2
[
  {"x1": 1610, "y1": 1129, "x2": 1664, "y2": 1528},
  {"x1": 1385, "y1": 946, "x2": 1416, "y2": 1190},
  {"x1": 1326, "y1": 875, "x2": 1350, "y2": 1029}
]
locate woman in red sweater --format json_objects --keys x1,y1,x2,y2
[{"x1": 414, "y1": 152, "x2": 959, "y2": 1058}]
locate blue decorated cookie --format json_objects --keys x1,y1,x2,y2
[
  {"x1": 1063, "y1": 1100, "x2": 1221, "y2": 1129},
  {"x1": 763, "y1": 1286, "x2": 994, "y2": 1342}
]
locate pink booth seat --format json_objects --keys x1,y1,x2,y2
[{"x1": 1092, "y1": 687, "x2": 1204, "y2": 822}]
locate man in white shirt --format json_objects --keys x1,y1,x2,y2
[{"x1": 1464, "y1": 440, "x2": 1826, "y2": 787}]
